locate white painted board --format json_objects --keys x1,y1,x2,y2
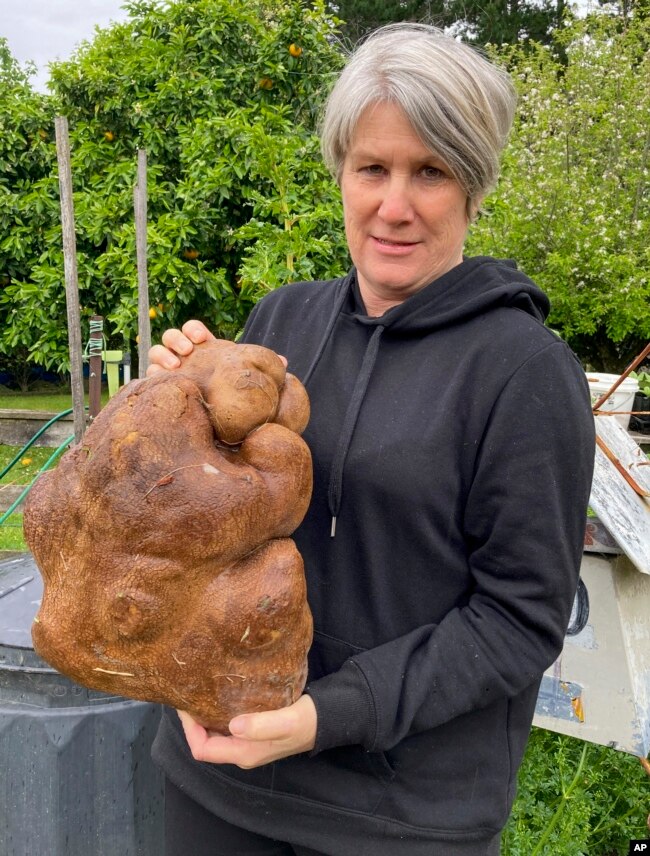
[
  {"x1": 535, "y1": 554, "x2": 650, "y2": 756},
  {"x1": 589, "y1": 416, "x2": 650, "y2": 575}
]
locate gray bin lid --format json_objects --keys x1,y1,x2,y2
[
  {"x1": 0, "y1": 554, "x2": 123, "y2": 706},
  {"x1": 0, "y1": 553, "x2": 50, "y2": 670}
]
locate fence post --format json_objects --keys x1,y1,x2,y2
[
  {"x1": 134, "y1": 149, "x2": 150, "y2": 377},
  {"x1": 88, "y1": 315, "x2": 104, "y2": 420},
  {"x1": 54, "y1": 116, "x2": 85, "y2": 444}
]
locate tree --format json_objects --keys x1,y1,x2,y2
[
  {"x1": 328, "y1": 0, "x2": 568, "y2": 47},
  {"x1": 3, "y1": 2, "x2": 648, "y2": 375},
  {"x1": 444, "y1": 0, "x2": 568, "y2": 47},
  {"x1": 467, "y1": 13, "x2": 650, "y2": 370},
  {"x1": 0, "y1": 39, "x2": 58, "y2": 376},
  {"x1": 329, "y1": 0, "x2": 435, "y2": 42},
  {"x1": 0, "y1": 0, "x2": 347, "y2": 374},
  {"x1": 596, "y1": 0, "x2": 650, "y2": 21}
]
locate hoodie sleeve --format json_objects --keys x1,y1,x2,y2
[{"x1": 306, "y1": 341, "x2": 595, "y2": 753}]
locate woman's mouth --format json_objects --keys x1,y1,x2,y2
[
  {"x1": 375, "y1": 237, "x2": 416, "y2": 246},
  {"x1": 372, "y1": 236, "x2": 419, "y2": 254}
]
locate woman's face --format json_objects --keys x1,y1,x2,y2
[{"x1": 340, "y1": 102, "x2": 471, "y2": 316}]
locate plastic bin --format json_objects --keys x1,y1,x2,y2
[
  {"x1": 0, "y1": 555, "x2": 165, "y2": 856},
  {"x1": 585, "y1": 372, "x2": 639, "y2": 429}
]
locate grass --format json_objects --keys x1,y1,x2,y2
[
  {"x1": 0, "y1": 384, "x2": 110, "y2": 412},
  {"x1": 0, "y1": 392, "x2": 77, "y2": 412},
  {"x1": 0, "y1": 444, "x2": 61, "y2": 484},
  {"x1": 0, "y1": 512, "x2": 26, "y2": 551},
  {"x1": 0, "y1": 443, "x2": 65, "y2": 552}
]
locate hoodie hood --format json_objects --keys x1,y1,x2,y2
[
  {"x1": 349, "y1": 256, "x2": 549, "y2": 333},
  {"x1": 299, "y1": 256, "x2": 551, "y2": 536},
  {"x1": 303, "y1": 256, "x2": 549, "y2": 385}
]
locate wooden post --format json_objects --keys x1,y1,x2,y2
[
  {"x1": 591, "y1": 341, "x2": 650, "y2": 413},
  {"x1": 88, "y1": 315, "x2": 104, "y2": 421},
  {"x1": 55, "y1": 116, "x2": 85, "y2": 444},
  {"x1": 134, "y1": 149, "x2": 150, "y2": 377}
]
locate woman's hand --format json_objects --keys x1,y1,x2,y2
[
  {"x1": 178, "y1": 695, "x2": 317, "y2": 769},
  {"x1": 147, "y1": 320, "x2": 217, "y2": 376},
  {"x1": 148, "y1": 319, "x2": 288, "y2": 375}
]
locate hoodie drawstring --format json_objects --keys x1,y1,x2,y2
[
  {"x1": 327, "y1": 324, "x2": 385, "y2": 537},
  {"x1": 297, "y1": 258, "x2": 549, "y2": 538},
  {"x1": 301, "y1": 276, "x2": 353, "y2": 388}
]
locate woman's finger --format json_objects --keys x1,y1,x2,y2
[
  {"x1": 177, "y1": 697, "x2": 316, "y2": 768},
  {"x1": 177, "y1": 711, "x2": 259, "y2": 766},
  {"x1": 160, "y1": 328, "x2": 194, "y2": 356},
  {"x1": 181, "y1": 320, "x2": 218, "y2": 344},
  {"x1": 228, "y1": 709, "x2": 295, "y2": 742},
  {"x1": 148, "y1": 343, "x2": 181, "y2": 371},
  {"x1": 145, "y1": 362, "x2": 166, "y2": 377}
]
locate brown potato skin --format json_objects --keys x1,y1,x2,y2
[{"x1": 24, "y1": 340, "x2": 313, "y2": 733}]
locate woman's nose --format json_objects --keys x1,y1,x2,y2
[{"x1": 377, "y1": 177, "x2": 414, "y2": 224}]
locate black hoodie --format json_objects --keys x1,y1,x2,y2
[{"x1": 152, "y1": 257, "x2": 595, "y2": 855}]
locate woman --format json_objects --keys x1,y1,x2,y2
[{"x1": 148, "y1": 23, "x2": 595, "y2": 856}]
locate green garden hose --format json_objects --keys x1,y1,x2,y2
[
  {"x1": 0, "y1": 434, "x2": 74, "y2": 526},
  {"x1": 0, "y1": 408, "x2": 73, "y2": 481}
]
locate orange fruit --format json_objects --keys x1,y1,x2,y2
[
  {"x1": 289, "y1": 44, "x2": 302, "y2": 57},
  {"x1": 21, "y1": 458, "x2": 32, "y2": 466},
  {"x1": 149, "y1": 307, "x2": 157, "y2": 319},
  {"x1": 104, "y1": 131, "x2": 115, "y2": 141},
  {"x1": 183, "y1": 248, "x2": 199, "y2": 260},
  {"x1": 258, "y1": 77, "x2": 274, "y2": 90}
]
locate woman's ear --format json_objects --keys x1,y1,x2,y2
[{"x1": 467, "y1": 195, "x2": 484, "y2": 222}]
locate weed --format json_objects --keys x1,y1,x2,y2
[{"x1": 504, "y1": 728, "x2": 649, "y2": 855}]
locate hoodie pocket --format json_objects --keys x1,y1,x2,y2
[
  {"x1": 203, "y1": 629, "x2": 395, "y2": 814},
  {"x1": 208, "y1": 741, "x2": 395, "y2": 816},
  {"x1": 308, "y1": 628, "x2": 366, "y2": 682},
  {"x1": 299, "y1": 630, "x2": 395, "y2": 806},
  {"x1": 308, "y1": 630, "x2": 395, "y2": 777}
]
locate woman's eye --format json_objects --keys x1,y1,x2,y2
[
  {"x1": 421, "y1": 166, "x2": 444, "y2": 180},
  {"x1": 361, "y1": 164, "x2": 384, "y2": 175}
]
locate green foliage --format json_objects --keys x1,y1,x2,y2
[
  {"x1": 0, "y1": 513, "x2": 26, "y2": 552},
  {"x1": 468, "y1": 14, "x2": 650, "y2": 370},
  {"x1": 331, "y1": 0, "x2": 434, "y2": 42},
  {"x1": 3, "y1": 3, "x2": 649, "y2": 376},
  {"x1": 631, "y1": 370, "x2": 650, "y2": 396},
  {"x1": 504, "y1": 728, "x2": 649, "y2": 855},
  {"x1": 0, "y1": 39, "x2": 58, "y2": 368},
  {"x1": 445, "y1": 0, "x2": 569, "y2": 48},
  {"x1": 329, "y1": 0, "x2": 568, "y2": 48},
  {"x1": 1, "y1": 0, "x2": 347, "y2": 373},
  {"x1": 0, "y1": 445, "x2": 59, "y2": 485}
]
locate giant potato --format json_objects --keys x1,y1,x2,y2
[{"x1": 24, "y1": 340, "x2": 313, "y2": 733}]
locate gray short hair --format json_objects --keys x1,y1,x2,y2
[{"x1": 320, "y1": 23, "x2": 517, "y2": 207}]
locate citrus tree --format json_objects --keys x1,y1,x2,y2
[
  {"x1": 4, "y1": 3, "x2": 649, "y2": 374},
  {"x1": 0, "y1": 0, "x2": 347, "y2": 373},
  {"x1": 468, "y1": 12, "x2": 650, "y2": 370},
  {"x1": 0, "y1": 39, "x2": 58, "y2": 382}
]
